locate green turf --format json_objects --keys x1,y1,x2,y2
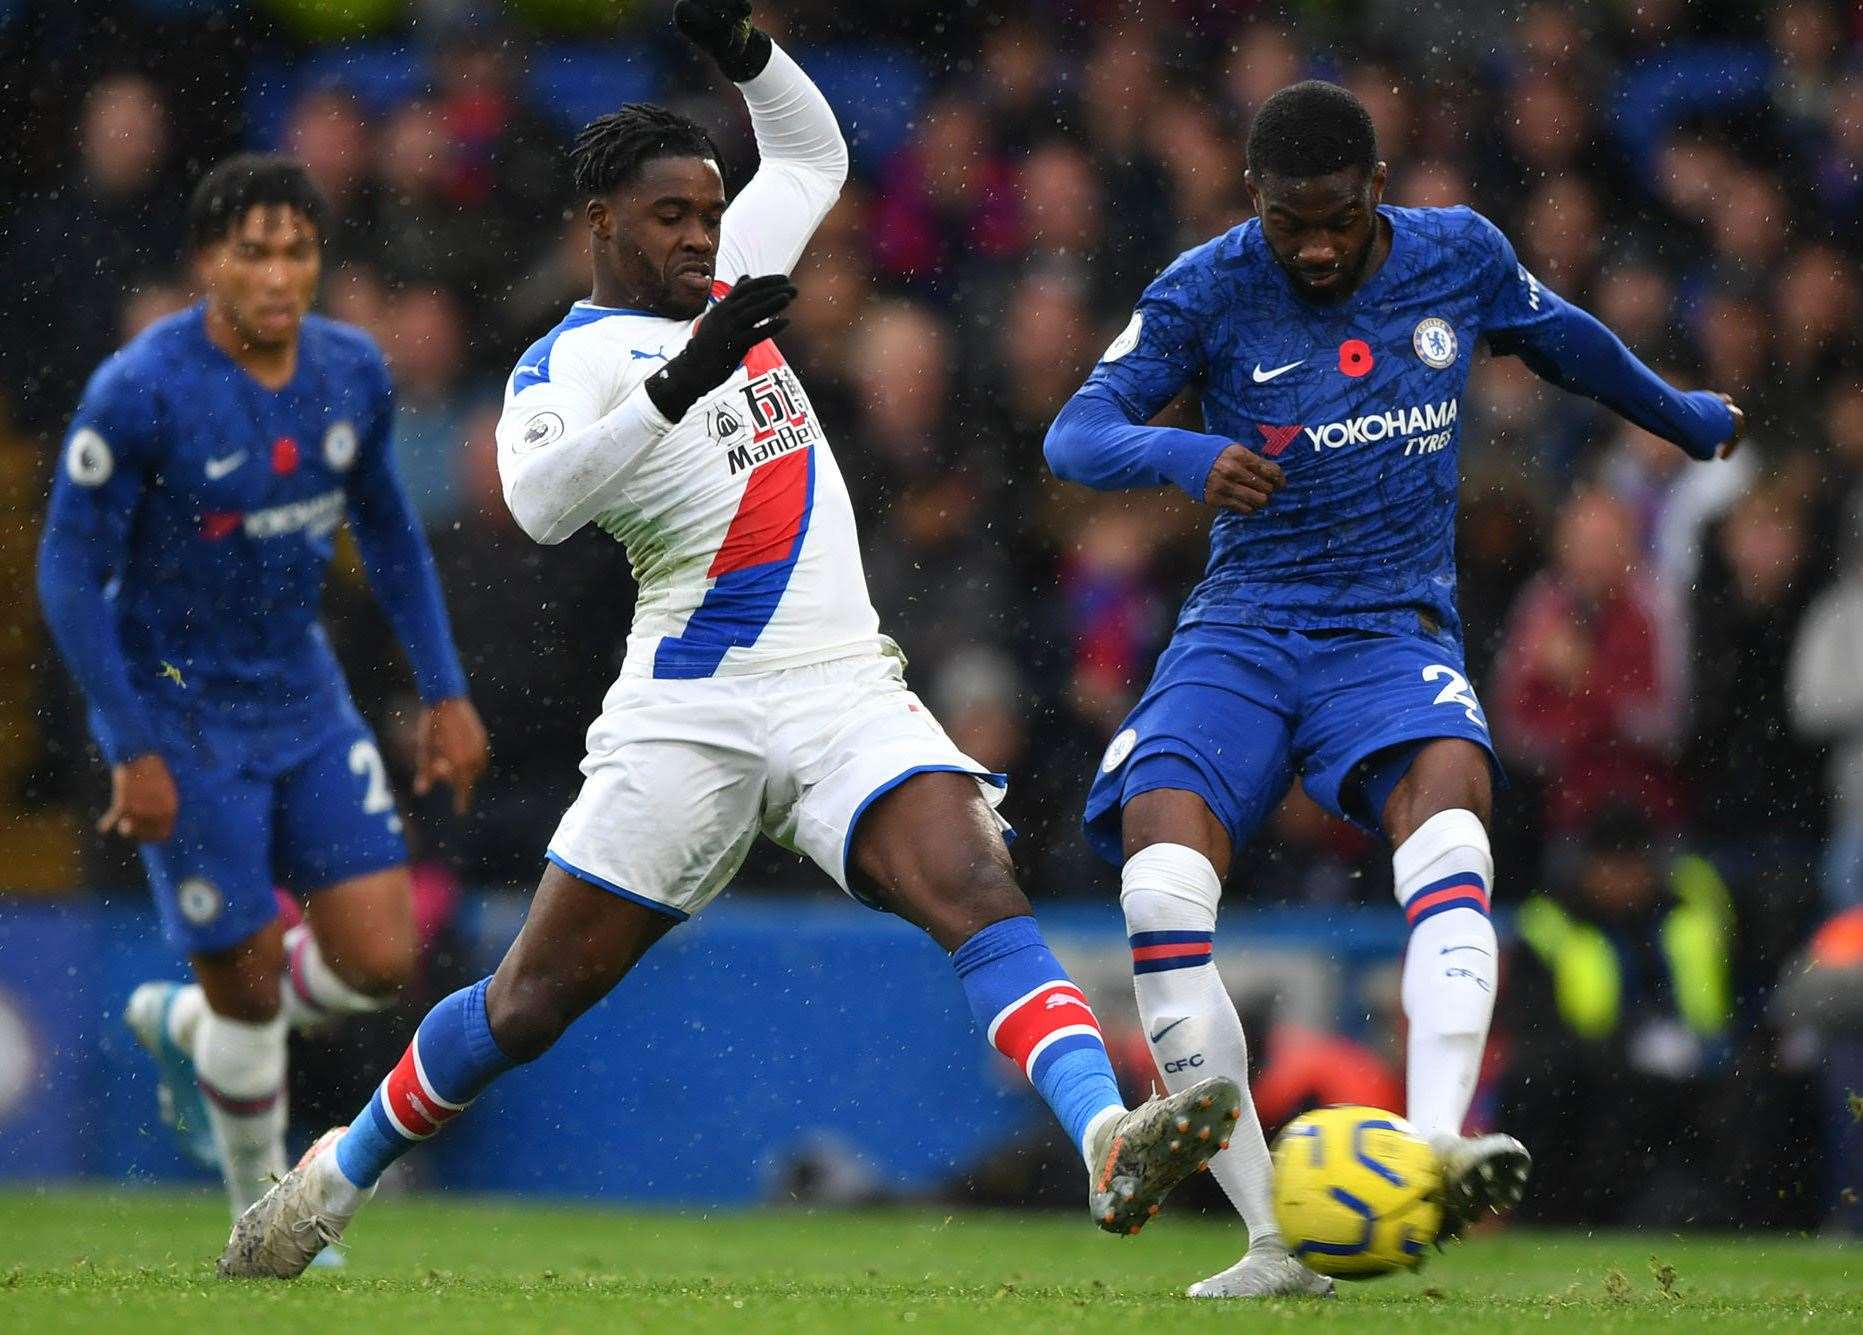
[{"x1": 0, "y1": 1189, "x2": 1854, "y2": 1332}]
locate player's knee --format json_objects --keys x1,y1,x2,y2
[
  {"x1": 208, "y1": 984, "x2": 284, "y2": 1025},
  {"x1": 195, "y1": 937, "x2": 287, "y2": 1023},
  {"x1": 1119, "y1": 843, "x2": 1223, "y2": 933},
  {"x1": 1384, "y1": 746, "x2": 1492, "y2": 845},
  {"x1": 328, "y1": 939, "x2": 416, "y2": 1003}
]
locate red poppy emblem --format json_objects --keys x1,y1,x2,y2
[
  {"x1": 272, "y1": 437, "x2": 300, "y2": 474},
  {"x1": 1338, "y1": 340, "x2": 1374, "y2": 377}
]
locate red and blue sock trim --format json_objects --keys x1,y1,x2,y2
[
  {"x1": 1129, "y1": 929, "x2": 1214, "y2": 975},
  {"x1": 951, "y1": 917, "x2": 1122, "y2": 1150},
  {"x1": 335, "y1": 978, "x2": 516, "y2": 1190},
  {"x1": 1402, "y1": 872, "x2": 1490, "y2": 927},
  {"x1": 987, "y1": 980, "x2": 1106, "y2": 1082}
]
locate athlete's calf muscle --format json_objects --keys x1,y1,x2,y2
[{"x1": 484, "y1": 863, "x2": 676, "y2": 1061}]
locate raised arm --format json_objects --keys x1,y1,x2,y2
[
  {"x1": 1475, "y1": 212, "x2": 1742, "y2": 461},
  {"x1": 676, "y1": 1, "x2": 848, "y2": 279}
]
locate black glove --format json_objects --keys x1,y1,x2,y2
[
  {"x1": 674, "y1": 0, "x2": 773, "y2": 82},
  {"x1": 645, "y1": 274, "x2": 797, "y2": 422}
]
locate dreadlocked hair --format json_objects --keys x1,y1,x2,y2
[{"x1": 570, "y1": 103, "x2": 720, "y2": 198}]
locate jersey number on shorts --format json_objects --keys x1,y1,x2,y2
[
  {"x1": 1421, "y1": 664, "x2": 1486, "y2": 728},
  {"x1": 348, "y1": 739, "x2": 395, "y2": 814}
]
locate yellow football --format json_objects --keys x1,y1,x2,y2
[{"x1": 1270, "y1": 1105, "x2": 1443, "y2": 1279}]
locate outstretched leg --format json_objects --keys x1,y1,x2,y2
[
  {"x1": 1374, "y1": 738, "x2": 1529, "y2": 1225},
  {"x1": 850, "y1": 771, "x2": 1239, "y2": 1235},
  {"x1": 219, "y1": 864, "x2": 675, "y2": 1277}
]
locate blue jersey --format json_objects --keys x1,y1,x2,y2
[
  {"x1": 1049, "y1": 205, "x2": 1733, "y2": 645},
  {"x1": 38, "y1": 304, "x2": 467, "y2": 763}
]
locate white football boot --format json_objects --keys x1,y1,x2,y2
[
  {"x1": 1188, "y1": 1247, "x2": 1336, "y2": 1299},
  {"x1": 218, "y1": 1127, "x2": 369, "y2": 1278},
  {"x1": 1432, "y1": 1132, "x2": 1531, "y2": 1235},
  {"x1": 1086, "y1": 1075, "x2": 1242, "y2": 1235},
  {"x1": 123, "y1": 981, "x2": 216, "y2": 1168}
]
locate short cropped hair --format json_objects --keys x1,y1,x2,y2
[
  {"x1": 187, "y1": 153, "x2": 328, "y2": 251},
  {"x1": 570, "y1": 102, "x2": 720, "y2": 199},
  {"x1": 1246, "y1": 80, "x2": 1378, "y2": 182}
]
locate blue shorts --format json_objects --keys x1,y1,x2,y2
[
  {"x1": 1083, "y1": 623, "x2": 1501, "y2": 865},
  {"x1": 137, "y1": 700, "x2": 408, "y2": 954}
]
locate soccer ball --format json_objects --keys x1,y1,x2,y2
[{"x1": 1270, "y1": 1105, "x2": 1443, "y2": 1279}]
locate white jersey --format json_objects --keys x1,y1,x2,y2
[{"x1": 494, "y1": 45, "x2": 884, "y2": 680}]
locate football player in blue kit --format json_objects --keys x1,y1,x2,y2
[
  {"x1": 36, "y1": 155, "x2": 489, "y2": 1227},
  {"x1": 1044, "y1": 81, "x2": 1745, "y2": 1299}
]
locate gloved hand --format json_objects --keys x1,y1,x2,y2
[
  {"x1": 645, "y1": 274, "x2": 797, "y2": 422},
  {"x1": 673, "y1": 0, "x2": 773, "y2": 83}
]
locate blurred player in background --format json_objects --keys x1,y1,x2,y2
[
  {"x1": 1045, "y1": 81, "x2": 1745, "y2": 1298},
  {"x1": 219, "y1": 1, "x2": 1239, "y2": 1280},
  {"x1": 36, "y1": 156, "x2": 489, "y2": 1229}
]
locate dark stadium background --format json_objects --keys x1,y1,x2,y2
[{"x1": 0, "y1": 0, "x2": 1858, "y2": 1235}]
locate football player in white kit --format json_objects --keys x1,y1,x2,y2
[{"x1": 219, "y1": 1, "x2": 1242, "y2": 1279}]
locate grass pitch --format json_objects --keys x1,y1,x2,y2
[{"x1": 0, "y1": 1189, "x2": 1855, "y2": 1332}]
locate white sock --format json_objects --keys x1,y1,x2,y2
[
  {"x1": 281, "y1": 923, "x2": 392, "y2": 1030},
  {"x1": 1393, "y1": 809, "x2": 1499, "y2": 1141},
  {"x1": 1080, "y1": 1105, "x2": 1124, "y2": 1169},
  {"x1": 193, "y1": 1008, "x2": 288, "y2": 1217},
  {"x1": 164, "y1": 983, "x2": 207, "y2": 1051},
  {"x1": 1121, "y1": 843, "x2": 1283, "y2": 1254},
  {"x1": 310, "y1": 1141, "x2": 370, "y2": 1217}
]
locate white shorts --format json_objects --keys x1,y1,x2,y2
[{"x1": 546, "y1": 649, "x2": 1008, "y2": 920}]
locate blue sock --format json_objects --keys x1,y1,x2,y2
[
  {"x1": 333, "y1": 978, "x2": 517, "y2": 1190},
  {"x1": 952, "y1": 916, "x2": 1125, "y2": 1156}
]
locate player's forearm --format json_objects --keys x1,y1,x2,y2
[
  {"x1": 737, "y1": 42, "x2": 848, "y2": 188},
  {"x1": 1044, "y1": 387, "x2": 1230, "y2": 501},
  {"x1": 34, "y1": 525, "x2": 157, "y2": 761},
  {"x1": 500, "y1": 385, "x2": 673, "y2": 545},
  {"x1": 349, "y1": 484, "x2": 470, "y2": 703},
  {"x1": 1507, "y1": 302, "x2": 1732, "y2": 461}
]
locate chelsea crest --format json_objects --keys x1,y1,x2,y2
[{"x1": 1412, "y1": 317, "x2": 1457, "y2": 369}]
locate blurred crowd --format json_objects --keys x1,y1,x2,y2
[{"x1": 4, "y1": 0, "x2": 1863, "y2": 1227}]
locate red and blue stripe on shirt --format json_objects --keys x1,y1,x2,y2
[{"x1": 653, "y1": 290, "x2": 816, "y2": 679}]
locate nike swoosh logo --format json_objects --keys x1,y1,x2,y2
[
  {"x1": 1252, "y1": 360, "x2": 1304, "y2": 383},
  {"x1": 205, "y1": 452, "x2": 246, "y2": 480},
  {"x1": 1149, "y1": 1017, "x2": 1190, "y2": 1044},
  {"x1": 1439, "y1": 945, "x2": 1493, "y2": 957}
]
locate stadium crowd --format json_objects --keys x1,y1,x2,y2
[{"x1": 3, "y1": 0, "x2": 1861, "y2": 1228}]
